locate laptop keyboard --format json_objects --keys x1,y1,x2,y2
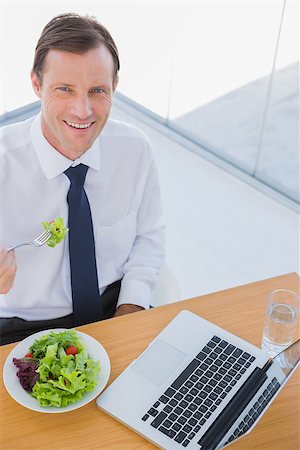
[
  {"x1": 141, "y1": 335, "x2": 256, "y2": 447},
  {"x1": 224, "y1": 377, "x2": 281, "y2": 445}
]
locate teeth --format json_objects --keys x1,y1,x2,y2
[{"x1": 66, "y1": 121, "x2": 93, "y2": 129}]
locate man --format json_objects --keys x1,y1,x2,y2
[{"x1": 0, "y1": 13, "x2": 165, "y2": 345}]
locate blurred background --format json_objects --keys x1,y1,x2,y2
[{"x1": 0, "y1": 0, "x2": 299, "y2": 302}]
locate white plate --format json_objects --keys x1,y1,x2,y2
[{"x1": 3, "y1": 328, "x2": 111, "y2": 413}]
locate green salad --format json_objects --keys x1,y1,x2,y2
[
  {"x1": 13, "y1": 330, "x2": 100, "y2": 408},
  {"x1": 42, "y1": 217, "x2": 69, "y2": 248}
]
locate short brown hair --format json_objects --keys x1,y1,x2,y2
[{"x1": 33, "y1": 13, "x2": 120, "y2": 83}]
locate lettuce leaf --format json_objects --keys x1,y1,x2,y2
[
  {"x1": 13, "y1": 358, "x2": 39, "y2": 392},
  {"x1": 42, "y1": 217, "x2": 68, "y2": 248},
  {"x1": 30, "y1": 330, "x2": 84, "y2": 358}
]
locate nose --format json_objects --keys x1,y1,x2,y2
[{"x1": 70, "y1": 93, "x2": 92, "y2": 119}]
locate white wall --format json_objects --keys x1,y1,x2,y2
[{"x1": 1, "y1": 0, "x2": 296, "y2": 117}]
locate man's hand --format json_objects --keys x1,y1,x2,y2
[
  {"x1": 114, "y1": 303, "x2": 145, "y2": 317},
  {"x1": 0, "y1": 249, "x2": 17, "y2": 294}
]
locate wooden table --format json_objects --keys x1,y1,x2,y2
[{"x1": 1, "y1": 273, "x2": 299, "y2": 450}]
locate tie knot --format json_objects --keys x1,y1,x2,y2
[{"x1": 64, "y1": 164, "x2": 89, "y2": 187}]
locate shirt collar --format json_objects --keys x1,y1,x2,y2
[{"x1": 30, "y1": 113, "x2": 101, "y2": 180}]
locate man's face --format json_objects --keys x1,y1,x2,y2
[{"x1": 31, "y1": 45, "x2": 118, "y2": 160}]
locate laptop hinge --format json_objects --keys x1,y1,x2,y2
[
  {"x1": 197, "y1": 366, "x2": 268, "y2": 450},
  {"x1": 261, "y1": 357, "x2": 273, "y2": 372}
]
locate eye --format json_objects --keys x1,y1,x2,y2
[
  {"x1": 57, "y1": 87, "x2": 71, "y2": 92},
  {"x1": 90, "y1": 88, "x2": 104, "y2": 94}
]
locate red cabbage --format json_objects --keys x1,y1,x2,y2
[{"x1": 13, "y1": 357, "x2": 39, "y2": 392}]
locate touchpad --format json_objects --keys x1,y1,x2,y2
[{"x1": 131, "y1": 339, "x2": 187, "y2": 387}]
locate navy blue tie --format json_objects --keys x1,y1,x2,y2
[{"x1": 64, "y1": 164, "x2": 103, "y2": 326}]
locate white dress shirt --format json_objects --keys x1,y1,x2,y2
[{"x1": 0, "y1": 113, "x2": 165, "y2": 320}]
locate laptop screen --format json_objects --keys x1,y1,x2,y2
[{"x1": 272, "y1": 339, "x2": 300, "y2": 378}]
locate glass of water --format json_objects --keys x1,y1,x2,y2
[{"x1": 261, "y1": 289, "x2": 299, "y2": 357}]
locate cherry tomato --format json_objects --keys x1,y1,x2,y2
[
  {"x1": 25, "y1": 353, "x2": 33, "y2": 358},
  {"x1": 65, "y1": 346, "x2": 78, "y2": 356}
]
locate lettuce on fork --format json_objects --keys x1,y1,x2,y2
[
  {"x1": 13, "y1": 330, "x2": 100, "y2": 408},
  {"x1": 42, "y1": 217, "x2": 68, "y2": 248}
]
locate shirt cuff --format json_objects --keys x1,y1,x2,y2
[{"x1": 117, "y1": 279, "x2": 152, "y2": 310}]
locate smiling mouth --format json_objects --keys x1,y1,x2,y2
[{"x1": 64, "y1": 120, "x2": 95, "y2": 129}]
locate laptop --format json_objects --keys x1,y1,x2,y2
[{"x1": 96, "y1": 310, "x2": 300, "y2": 449}]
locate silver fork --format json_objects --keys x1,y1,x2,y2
[{"x1": 8, "y1": 230, "x2": 52, "y2": 251}]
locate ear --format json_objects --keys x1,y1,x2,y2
[
  {"x1": 112, "y1": 75, "x2": 119, "y2": 93},
  {"x1": 31, "y1": 70, "x2": 42, "y2": 98}
]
